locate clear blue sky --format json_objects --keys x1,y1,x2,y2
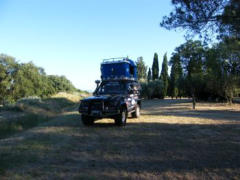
[{"x1": 0, "y1": 0, "x2": 186, "y2": 91}]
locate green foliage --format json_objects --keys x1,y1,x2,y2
[
  {"x1": 141, "y1": 80, "x2": 164, "y2": 99},
  {"x1": 147, "y1": 68, "x2": 152, "y2": 82},
  {"x1": 169, "y1": 39, "x2": 240, "y2": 103},
  {"x1": 160, "y1": 0, "x2": 240, "y2": 102},
  {"x1": 160, "y1": 53, "x2": 169, "y2": 98},
  {"x1": 152, "y1": 53, "x2": 159, "y2": 80},
  {"x1": 0, "y1": 55, "x2": 17, "y2": 104},
  {"x1": 0, "y1": 54, "x2": 78, "y2": 104},
  {"x1": 160, "y1": 0, "x2": 240, "y2": 40},
  {"x1": 173, "y1": 40, "x2": 206, "y2": 99},
  {"x1": 12, "y1": 63, "x2": 48, "y2": 100},
  {"x1": 140, "y1": 82, "x2": 150, "y2": 99},
  {"x1": 136, "y1": 57, "x2": 147, "y2": 80},
  {"x1": 160, "y1": 0, "x2": 239, "y2": 101},
  {"x1": 0, "y1": 64, "x2": 10, "y2": 104},
  {"x1": 220, "y1": 0, "x2": 240, "y2": 39},
  {"x1": 48, "y1": 75, "x2": 76, "y2": 93},
  {"x1": 205, "y1": 41, "x2": 239, "y2": 103},
  {"x1": 169, "y1": 54, "x2": 183, "y2": 98}
]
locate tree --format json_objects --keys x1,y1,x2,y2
[
  {"x1": 219, "y1": 0, "x2": 240, "y2": 39},
  {"x1": 147, "y1": 68, "x2": 152, "y2": 82},
  {"x1": 148, "y1": 80, "x2": 164, "y2": 99},
  {"x1": 173, "y1": 40, "x2": 206, "y2": 108},
  {"x1": 0, "y1": 54, "x2": 18, "y2": 104},
  {"x1": 48, "y1": 75, "x2": 76, "y2": 93},
  {"x1": 152, "y1": 53, "x2": 159, "y2": 80},
  {"x1": 12, "y1": 62, "x2": 48, "y2": 100},
  {"x1": 215, "y1": 41, "x2": 239, "y2": 103},
  {"x1": 160, "y1": 0, "x2": 240, "y2": 39},
  {"x1": 160, "y1": 53, "x2": 169, "y2": 98},
  {"x1": 169, "y1": 54, "x2": 183, "y2": 99},
  {"x1": 171, "y1": 39, "x2": 239, "y2": 104},
  {"x1": 136, "y1": 57, "x2": 147, "y2": 80},
  {"x1": 0, "y1": 64, "x2": 10, "y2": 104},
  {"x1": 0, "y1": 53, "x2": 79, "y2": 104}
]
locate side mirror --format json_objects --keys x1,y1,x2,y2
[
  {"x1": 93, "y1": 80, "x2": 101, "y2": 96},
  {"x1": 95, "y1": 80, "x2": 101, "y2": 88}
]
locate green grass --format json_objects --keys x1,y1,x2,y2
[
  {"x1": 0, "y1": 104, "x2": 23, "y2": 112},
  {"x1": 0, "y1": 95, "x2": 81, "y2": 140}
]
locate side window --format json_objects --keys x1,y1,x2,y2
[
  {"x1": 100, "y1": 85, "x2": 105, "y2": 93},
  {"x1": 129, "y1": 65, "x2": 134, "y2": 76},
  {"x1": 127, "y1": 83, "x2": 140, "y2": 95},
  {"x1": 133, "y1": 83, "x2": 140, "y2": 94}
]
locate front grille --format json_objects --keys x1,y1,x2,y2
[{"x1": 91, "y1": 101, "x2": 103, "y2": 110}]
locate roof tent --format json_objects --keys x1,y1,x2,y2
[{"x1": 101, "y1": 57, "x2": 138, "y2": 81}]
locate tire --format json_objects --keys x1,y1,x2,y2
[
  {"x1": 132, "y1": 104, "x2": 140, "y2": 118},
  {"x1": 81, "y1": 115, "x2": 94, "y2": 126},
  {"x1": 115, "y1": 107, "x2": 127, "y2": 126}
]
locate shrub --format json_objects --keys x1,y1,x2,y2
[{"x1": 141, "y1": 80, "x2": 164, "y2": 99}]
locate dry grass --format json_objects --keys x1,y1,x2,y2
[
  {"x1": 52, "y1": 92, "x2": 89, "y2": 103},
  {"x1": 0, "y1": 99, "x2": 239, "y2": 179},
  {"x1": 0, "y1": 92, "x2": 85, "y2": 140}
]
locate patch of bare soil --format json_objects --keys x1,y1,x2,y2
[{"x1": 0, "y1": 99, "x2": 239, "y2": 179}]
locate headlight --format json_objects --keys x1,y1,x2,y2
[
  {"x1": 80, "y1": 101, "x2": 89, "y2": 109},
  {"x1": 104, "y1": 101, "x2": 116, "y2": 110},
  {"x1": 82, "y1": 101, "x2": 89, "y2": 106}
]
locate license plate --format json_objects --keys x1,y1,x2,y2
[{"x1": 91, "y1": 110, "x2": 101, "y2": 116}]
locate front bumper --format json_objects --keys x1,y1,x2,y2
[
  {"x1": 79, "y1": 109, "x2": 120, "y2": 117},
  {"x1": 79, "y1": 100, "x2": 121, "y2": 118}
]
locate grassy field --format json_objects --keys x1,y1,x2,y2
[{"x1": 0, "y1": 99, "x2": 240, "y2": 179}]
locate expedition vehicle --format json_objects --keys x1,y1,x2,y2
[{"x1": 79, "y1": 58, "x2": 141, "y2": 126}]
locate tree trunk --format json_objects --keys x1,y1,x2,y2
[
  {"x1": 192, "y1": 94, "x2": 196, "y2": 110},
  {"x1": 228, "y1": 96, "x2": 233, "y2": 105}
]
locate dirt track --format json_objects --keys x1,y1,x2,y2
[{"x1": 0, "y1": 99, "x2": 240, "y2": 179}]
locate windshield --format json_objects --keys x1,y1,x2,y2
[{"x1": 96, "y1": 81, "x2": 127, "y2": 95}]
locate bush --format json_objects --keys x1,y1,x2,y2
[
  {"x1": 0, "y1": 54, "x2": 82, "y2": 103},
  {"x1": 141, "y1": 80, "x2": 164, "y2": 99}
]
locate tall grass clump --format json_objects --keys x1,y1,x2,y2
[{"x1": 0, "y1": 114, "x2": 49, "y2": 139}]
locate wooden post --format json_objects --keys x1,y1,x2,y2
[{"x1": 192, "y1": 94, "x2": 196, "y2": 110}]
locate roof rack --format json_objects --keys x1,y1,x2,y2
[
  {"x1": 102, "y1": 57, "x2": 129, "y2": 64},
  {"x1": 102, "y1": 76, "x2": 137, "y2": 81}
]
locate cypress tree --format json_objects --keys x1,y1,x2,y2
[
  {"x1": 169, "y1": 54, "x2": 183, "y2": 98},
  {"x1": 147, "y1": 68, "x2": 152, "y2": 82},
  {"x1": 136, "y1": 57, "x2": 147, "y2": 80},
  {"x1": 160, "y1": 53, "x2": 169, "y2": 98},
  {"x1": 152, "y1": 53, "x2": 159, "y2": 80}
]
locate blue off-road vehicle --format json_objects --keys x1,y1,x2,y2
[{"x1": 79, "y1": 57, "x2": 141, "y2": 126}]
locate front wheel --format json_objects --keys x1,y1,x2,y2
[
  {"x1": 115, "y1": 107, "x2": 127, "y2": 126},
  {"x1": 132, "y1": 104, "x2": 140, "y2": 118},
  {"x1": 81, "y1": 115, "x2": 94, "y2": 126}
]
